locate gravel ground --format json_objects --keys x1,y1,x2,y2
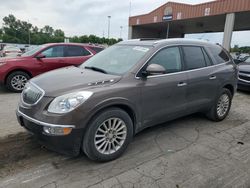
[{"x1": 0, "y1": 85, "x2": 250, "y2": 188}]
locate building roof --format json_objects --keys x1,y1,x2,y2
[{"x1": 129, "y1": 0, "x2": 250, "y2": 26}]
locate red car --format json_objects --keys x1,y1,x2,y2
[{"x1": 0, "y1": 43, "x2": 103, "y2": 92}]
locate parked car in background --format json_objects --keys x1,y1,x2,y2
[
  {"x1": 0, "y1": 43, "x2": 103, "y2": 92},
  {"x1": 234, "y1": 56, "x2": 250, "y2": 65},
  {"x1": 238, "y1": 62, "x2": 250, "y2": 91},
  {"x1": 243, "y1": 56, "x2": 250, "y2": 63},
  {"x1": 16, "y1": 39, "x2": 238, "y2": 161},
  {"x1": 0, "y1": 46, "x2": 22, "y2": 58}
]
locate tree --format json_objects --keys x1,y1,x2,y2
[
  {"x1": 0, "y1": 14, "x2": 121, "y2": 45},
  {"x1": 54, "y1": 29, "x2": 65, "y2": 37}
]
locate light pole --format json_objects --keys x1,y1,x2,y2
[
  {"x1": 120, "y1": 26, "x2": 123, "y2": 39},
  {"x1": 107, "y1": 16, "x2": 111, "y2": 39},
  {"x1": 27, "y1": 20, "x2": 31, "y2": 45}
]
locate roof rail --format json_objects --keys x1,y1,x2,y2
[{"x1": 127, "y1": 38, "x2": 162, "y2": 41}]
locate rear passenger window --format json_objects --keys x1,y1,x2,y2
[
  {"x1": 148, "y1": 47, "x2": 182, "y2": 74},
  {"x1": 65, "y1": 46, "x2": 91, "y2": 57},
  {"x1": 182, "y1": 46, "x2": 206, "y2": 70},
  {"x1": 89, "y1": 47, "x2": 104, "y2": 53},
  {"x1": 208, "y1": 46, "x2": 229, "y2": 64}
]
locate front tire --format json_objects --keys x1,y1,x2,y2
[
  {"x1": 206, "y1": 88, "x2": 232, "y2": 121},
  {"x1": 6, "y1": 71, "x2": 30, "y2": 92},
  {"x1": 83, "y1": 108, "x2": 133, "y2": 162}
]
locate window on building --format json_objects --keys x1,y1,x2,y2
[
  {"x1": 205, "y1": 8, "x2": 210, "y2": 16},
  {"x1": 153, "y1": 16, "x2": 158, "y2": 23},
  {"x1": 177, "y1": 12, "x2": 182, "y2": 20},
  {"x1": 136, "y1": 18, "x2": 140, "y2": 25}
]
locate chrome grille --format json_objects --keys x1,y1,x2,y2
[{"x1": 21, "y1": 82, "x2": 44, "y2": 105}]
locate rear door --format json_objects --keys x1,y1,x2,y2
[
  {"x1": 182, "y1": 46, "x2": 217, "y2": 112},
  {"x1": 64, "y1": 45, "x2": 93, "y2": 65}
]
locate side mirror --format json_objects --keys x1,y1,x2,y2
[
  {"x1": 36, "y1": 53, "x2": 46, "y2": 59},
  {"x1": 142, "y1": 64, "x2": 166, "y2": 76}
]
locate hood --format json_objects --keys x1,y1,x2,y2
[
  {"x1": 31, "y1": 66, "x2": 121, "y2": 96},
  {"x1": 238, "y1": 63, "x2": 250, "y2": 72},
  {"x1": 0, "y1": 56, "x2": 29, "y2": 63}
]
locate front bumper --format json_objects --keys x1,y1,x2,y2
[
  {"x1": 238, "y1": 80, "x2": 250, "y2": 91},
  {"x1": 16, "y1": 110, "x2": 83, "y2": 156}
]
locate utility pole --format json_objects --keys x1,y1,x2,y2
[
  {"x1": 120, "y1": 26, "x2": 122, "y2": 39},
  {"x1": 129, "y1": 0, "x2": 132, "y2": 17},
  {"x1": 28, "y1": 20, "x2": 31, "y2": 45},
  {"x1": 107, "y1": 16, "x2": 111, "y2": 39}
]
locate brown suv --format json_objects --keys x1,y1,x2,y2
[{"x1": 16, "y1": 39, "x2": 238, "y2": 161}]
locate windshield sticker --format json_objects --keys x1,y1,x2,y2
[{"x1": 133, "y1": 46, "x2": 149, "y2": 52}]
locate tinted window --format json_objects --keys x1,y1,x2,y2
[
  {"x1": 182, "y1": 46, "x2": 206, "y2": 70},
  {"x1": 42, "y1": 46, "x2": 64, "y2": 58},
  {"x1": 202, "y1": 48, "x2": 213, "y2": 66},
  {"x1": 65, "y1": 46, "x2": 91, "y2": 57},
  {"x1": 89, "y1": 47, "x2": 104, "y2": 53},
  {"x1": 148, "y1": 47, "x2": 182, "y2": 73},
  {"x1": 208, "y1": 46, "x2": 229, "y2": 64}
]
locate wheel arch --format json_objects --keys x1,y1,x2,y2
[
  {"x1": 83, "y1": 100, "x2": 139, "y2": 136},
  {"x1": 223, "y1": 84, "x2": 235, "y2": 96},
  {"x1": 4, "y1": 69, "x2": 33, "y2": 84}
]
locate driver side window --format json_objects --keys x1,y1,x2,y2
[
  {"x1": 42, "y1": 46, "x2": 64, "y2": 58},
  {"x1": 148, "y1": 47, "x2": 182, "y2": 74}
]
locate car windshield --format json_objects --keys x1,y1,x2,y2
[
  {"x1": 245, "y1": 57, "x2": 250, "y2": 63},
  {"x1": 80, "y1": 45, "x2": 152, "y2": 75},
  {"x1": 21, "y1": 45, "x2": 45, "y2": 57}
]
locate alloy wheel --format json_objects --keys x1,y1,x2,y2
[
  {"x1": 216, "y1": 93, "x2": 230, "y2": 117},
  {"x1": 11, "y1": 75, "x2": 28, "y2": 91},
  {"x1": 94, "y1": 118, "x2": 127, "y2": 155}
]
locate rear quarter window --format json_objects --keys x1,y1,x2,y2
[{"x1": 208, "y1": 46, "x2": 230, "y2": 64}]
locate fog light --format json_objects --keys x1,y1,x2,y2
[{"x1": 43, "y1": 126, "x2": 72, "y2": 136}]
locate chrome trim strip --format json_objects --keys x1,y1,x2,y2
[
  {"x1": 21, "y1": 81, "x2": 45, "y2": 107},
  {"x1": 239, "y1": 78, "x2": 250, "y2": 83},
  {"x1": 239, "y1": 73, "x2": 250, "y2": 77},
  {"x1": 17, "y1": 109, "x2": 75, "y2": 128},
  {"x1": 134, "y1": 44, "x2": 229, "y2": 79}
]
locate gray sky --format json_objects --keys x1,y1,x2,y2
[{"x1": 0, "y1": 0, "x2": 249, "y2": 46}]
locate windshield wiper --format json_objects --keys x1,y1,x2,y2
[{"x1": 84, "y1": 66, "x2": 107, "y2": 74}]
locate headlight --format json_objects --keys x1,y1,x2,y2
[
  {"x1": 0, "y1": 62, "x2": 6, "y2": 66},
  {"x1": 48, "y1": 91, "x2": 93, "y2": 114}
]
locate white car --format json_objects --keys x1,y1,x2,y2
[{"x1": 0, "y1": 46, "x2": 22, "y2": 57}]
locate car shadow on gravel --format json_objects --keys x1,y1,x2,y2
[
  {"x1": 0, "y1": 113, "x2": 207, "y2": 178},
  {"x1": 0, "y1": 85, "x2": 10, "y2": 94}
]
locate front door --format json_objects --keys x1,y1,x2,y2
[
  {"x1": 140, "y1": 46, "x2": 188, "y2": 128},
  {"x1": 35, "y1": 45, "x2": 67, "y2": 74}
]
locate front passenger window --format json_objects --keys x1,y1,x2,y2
[
  {"x1": 148, "y1": 47, "x2": 182, "y2": 74},
  {"x1": 42, "y1": 46, "x2": 64, "y2": 58}
]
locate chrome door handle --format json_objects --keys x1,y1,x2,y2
[
  {"x1": 209, "y1": 76, "x2": 217, "y2": 80},
  {"x1": 177, "y1": 82, "x2": 187, "y2": 87}
]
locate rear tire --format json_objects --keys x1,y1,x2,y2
[
  {"x1": 6, "y1": 71, "x2": 30, "y2": 92},
  {"x1": 83, "y1": 108, "x2": 133, "y2": 162},
  {"x1": 206, "y1": 88, "x2": 232, "y2": 121}
]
